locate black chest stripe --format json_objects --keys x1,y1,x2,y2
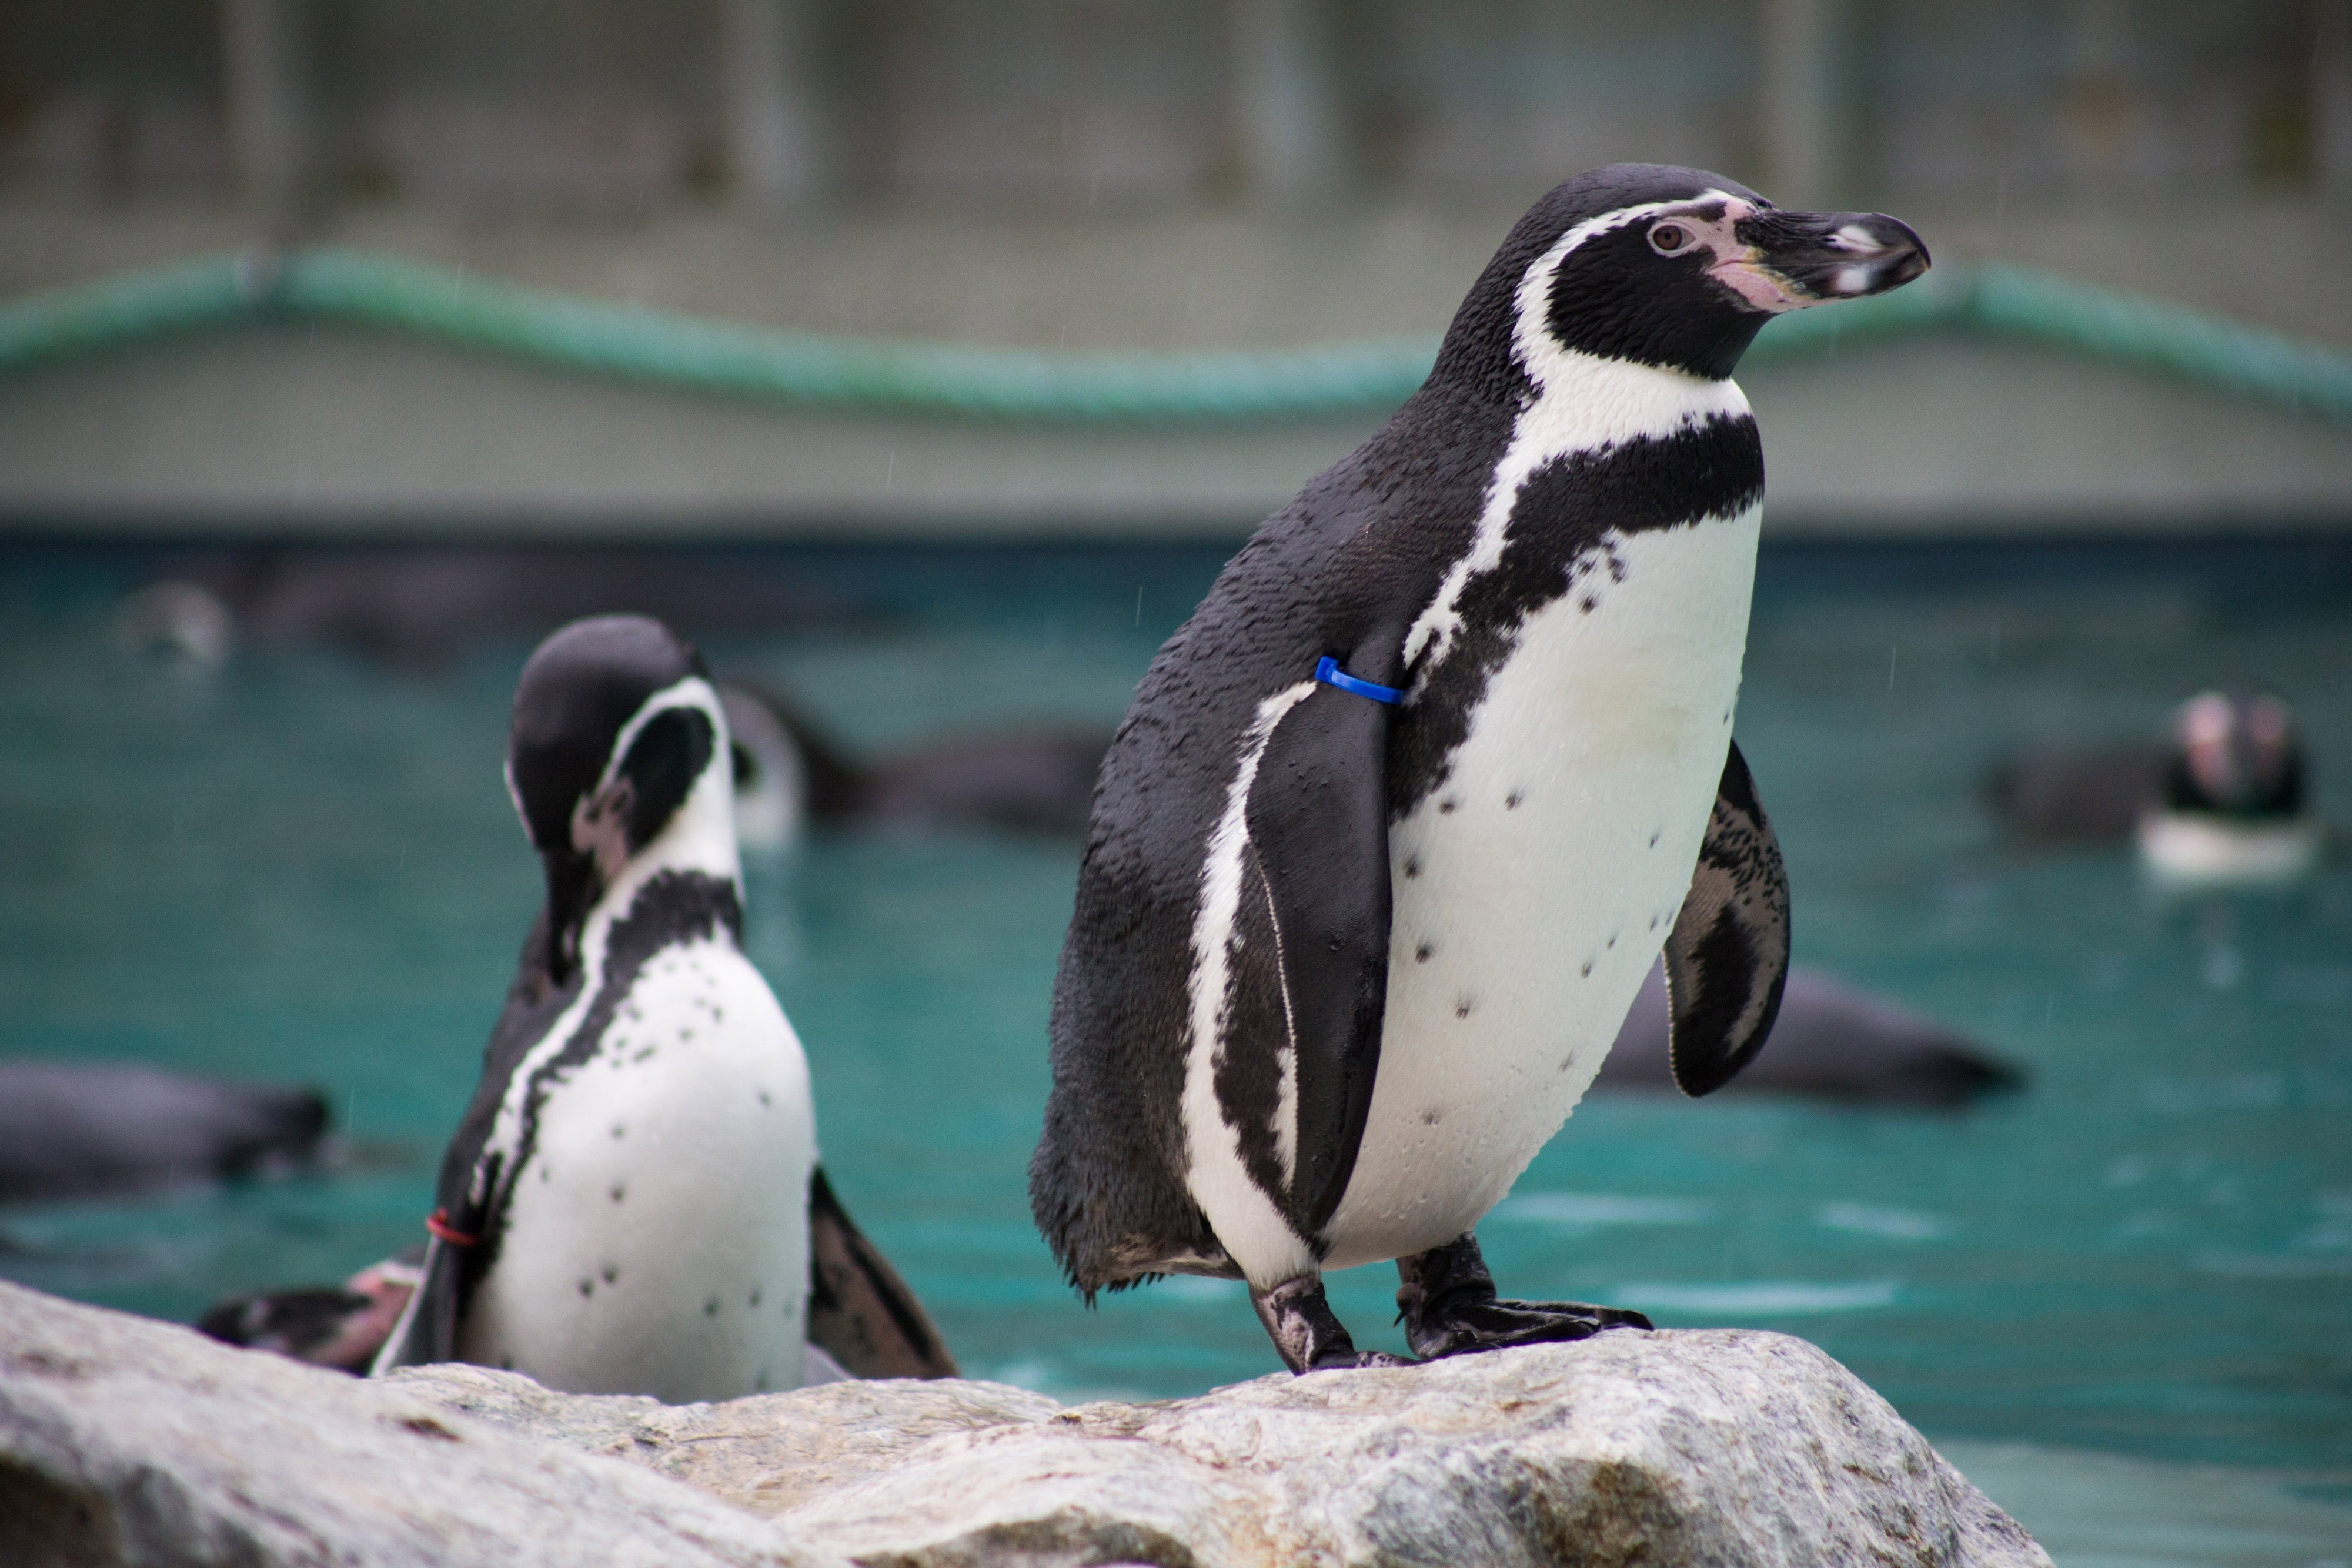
[
  {"x1": 1390, "y1": 413, "x2": 1763, "y2": 814},
  {"x1": 477, "y1": 870, "x2": 744, "y2": 1269}
]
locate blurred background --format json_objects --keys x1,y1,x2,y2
[{"x1": 4, "y1": 4, "x2": 2352, "y2": 1563}]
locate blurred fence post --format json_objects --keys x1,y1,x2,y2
[
  {"x1": 720, "y1": 0, "x2": 829, "y2": 209},
  {"x1": 1759, "y1": 0, "x2": 1853, "y2": 206},
  {"x1": 1231, "y1": 0, "x2": 1348, "y2": 204},
  {"x1": 222, "y1": 0, "x2": 305, "y2": 208}
]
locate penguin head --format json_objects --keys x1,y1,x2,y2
[
  {"x1": 2163, "y1": 690, "x2": 2306, "y2": 820},
  {"x1": 1434, "y1": 163, "x2": 1929, "y2": 386},
  {"x1": 506, "y1": 615, "x2": 737, "y2": 972}
]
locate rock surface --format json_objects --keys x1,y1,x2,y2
[{"x1": 1, "y1": 1280, "x2": 2050, "y2": 1567}]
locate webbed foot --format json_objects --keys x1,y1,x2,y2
[
  {"x1": 1251, "y1": 1273, "x2": 1415, "y2": 1374},
  {"x1": 1396, "y1": 1234, "x2": 1652, "y2": 1361}
]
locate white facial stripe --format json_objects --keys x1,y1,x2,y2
[
  {"x1": 599, "y1": 676, "x2": 727, "y2": 797},
  {"x1": 1182, "y1": 681, "x2": 1319, "y2": 1287},
  {"x1": 1538, "y1": 189, "x2": 1755, "y2": 279},
  {"x1": 1401, "y1": 195, "x2": 1755, "y2": 671},
  {"x1": 504, "y1": 758, "x2": 532, "y2": 846}
]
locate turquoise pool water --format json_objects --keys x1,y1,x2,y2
[{"x1": 3, "y1": 540, "x2": 2349, "y2": 1561}]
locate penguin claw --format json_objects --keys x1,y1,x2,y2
[
  {"x1": 1395, "y1": 1235, "x2": 1652, "y2": 1361},
  {"x1": 1405, "y1": 1298, "x2": 1652, "y2": 1361}
]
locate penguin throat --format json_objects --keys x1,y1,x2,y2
[
  {"x1": 1401, "y1": 352, "x2": 1753, "y2": 673},
  {"x1": 553, "y1": 755, "x2": 742, "y2": 968}
]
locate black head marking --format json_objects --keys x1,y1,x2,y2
[
  {"x1": 507, "y1": 614, "x2": 717, "y2": 973},
  {"x1": 1426, "y1": 162, "x2": 1928, "y2": 385},
  {"x1": 2163, "y1": 690, "x2": 2307, "y2": 818}
]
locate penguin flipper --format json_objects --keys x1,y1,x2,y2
[
  {"x1": 1241, "y1": 680, "x2": 1393, "y2": 1233},
  {"x1": 1662, "y1": 738, "x2": 1790, "y2": 1096},
  {"x1": 373, "y1": 913, "x2": 569, "y2": 1376},
  {"x1": 805, "y1": 1166, "x2": 958, "y2": 1379},
  {"x1": 368, "y1": 1235, "x2": 460, "y2": 1373}
]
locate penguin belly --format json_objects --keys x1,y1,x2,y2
[
  {"x1": 458, "y1": 940, "x2": 816, "y2": 1402},
  {"x1": 1322, "y1": 511, "x2": 1760, "y2": 1271}
]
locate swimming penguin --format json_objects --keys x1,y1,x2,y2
[
  {"x1": 1986, "y1": 691, "x2": 2325, "y2": 885},
  {"x1": 718, "y1": 678, "x2": 1111, "y2": 852},
  {"x1": 2137, "y1": 691, "x2": 2323, "y2": 888},
  {"x1": 372, "y1": 614, "x2": 953, "y2": 1398},
  {"x1": 0, "y1": 1061, "x2": 328, "y2": 1204},
  {"x1": 1031, "y1": 164, "x2": 1928, "y2": 1372},
  {"x1": 1594, "y1": 961, "x2": 2024, "y2": 1110}
]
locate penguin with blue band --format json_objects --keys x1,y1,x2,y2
[
  {"x1": 1031, "y1": 165, "x2": 1929, "y2": 1372},
  {"x1": 373, "y1": 614, "x2": 953, "y2": 1399}
]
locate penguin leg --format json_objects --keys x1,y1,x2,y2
[
  {"x1": 1395, "y1": 1235, "x2": 1652, "y2": 1360},
  {"x1": 1251, "y1": 1275, "x2": 1414, "y2": 1373}
]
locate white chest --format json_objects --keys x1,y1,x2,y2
[
  {"x1": 1322, "y1": 508, "x2": 1760, "y2": 1268},
  {"x1": 459, "y1": 937, "x2": 817, "y2": 1402}
]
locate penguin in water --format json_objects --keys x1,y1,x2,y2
[
  {"x1": 717, "y1": 679, "x2": 1111, "y2": 852},
  {"x1": 1031, "y1": 165, "x2": 1929, "y2": 1372},
  {"x1": 373, "y1": 614, "x2": 953, "y2": 1398},
  {"x1": 2137, "y1": 691, "x2": 2323, "y2": 888},
  {"x1": 1986, "y1": 690, "x2": 2325, "y2": 885},
  {"x1": 1595, "y1": 961, "x2": 2023, "y2": 1110}
]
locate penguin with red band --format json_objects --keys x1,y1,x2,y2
[{"x1": 373, "y1": 614, "x2": 951, "y2": 1398}]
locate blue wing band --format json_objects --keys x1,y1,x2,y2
[{"x1": 1314, "y1": 656, "x2": 1404, "y2": 706}]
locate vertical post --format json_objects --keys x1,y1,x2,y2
[
  {"x1": 1758, "y1": 0, "x2": 1848, "y2": 206},
  {"x1": 2319, "y1": 0, "x2": 2352, "y2": 193},
  {"x1": 1232, "y1": 0, "x2": 1347, "y2": 204},
  {"x1": 720, "y1": 0, "x2": 828, "y2": 209},
  {"x1": 223, "y1": 0, "x2": 303, "y2": 206}
]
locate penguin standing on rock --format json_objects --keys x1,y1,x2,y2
[
  {"x1": 373, "y1": 614, "x2": 951, "y2": 1399},
  {"x1": 1031, "y1": 165, "x2": 1929, "y2": 1372}
]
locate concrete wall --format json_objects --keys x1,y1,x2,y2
[{"x1": 2, "y1": 320, "x2": 2344, "y2": 539}]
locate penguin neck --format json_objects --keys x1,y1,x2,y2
[
  {"x1": 560, "y1": 764, "x2": 744, "y2": 981},
  {"x1": 1512, "y1": 344, "x2": 1752, "y2": 456},
  {"x1": 1402, "y1": 347, "x2": 1754, "y2": 671}
]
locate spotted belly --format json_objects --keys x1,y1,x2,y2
[
  {"x1": 458, "y1": 938, "x2": 816, "y2": 1402},
  {"x1": 1321, "y1": 510, "x2": 1760, "y2": 1270}
]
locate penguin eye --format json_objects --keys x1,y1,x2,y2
[{"x1": 1649, "y1": 223, "x2": 1692, "y2": 255}]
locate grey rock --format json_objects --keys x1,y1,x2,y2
[
  {"x1": 392, "y1": 1323, "x2": 2049, "y2": 1567},
  {"x1": 0, "y1": 1281, "x2": 844, "y2": 1568},
  {"x1": 4, "y1": 1279, "x2": 2050, "y2": 1567}
]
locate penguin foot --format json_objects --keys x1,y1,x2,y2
[
  {"x1": 1396, "y1": 1234, "x2": 1652, "y2": 1361},
  {"x1": 1251, "y1": 1274, "x2": 1415, "y2": 1374}
]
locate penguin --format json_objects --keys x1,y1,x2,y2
[
  {"x1": 717, "y1": 683, "x2": 810, "y2": 854},
  {"x1": 1594, "y1": 961, "x2": 2024, "y2": 1110},
  {"x1": 372, "y1": 614, "x2": 953, "y2": 1398},
  {"x1": 1030, "y1": 164, "x2": 1929, "y2": 1373},
  {"x1": 718, "y1": 678, "x2": 1111, "y2": 851},
  {"x1": 2136, "y1": 691, "x2": 2324, "y2": 887},
  {"x1": 200, "y1": 1251, "x2": 425, "y2": 1374},
  {"x1": 0, "y1": 1061, "x2": 328, "y2": 1204},
  {"x1": 1986, "y1": 690, "x2": 2325, "y2": 885}
]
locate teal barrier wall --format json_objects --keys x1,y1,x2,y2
[{"x1": 2, "y1": 249, "x2": 2348, "y2": 425}]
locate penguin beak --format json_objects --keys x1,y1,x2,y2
[{"x1": 1713, "y1": 210, "x2": 1930, "y2": 312}]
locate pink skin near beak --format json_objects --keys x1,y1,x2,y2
[
  {"x1": 1696, "y1": 199, "x2": 1817, "y2": 313},
  {"x1": 1658, "y1": 194, "x2": 1927, "y2": 313}
]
